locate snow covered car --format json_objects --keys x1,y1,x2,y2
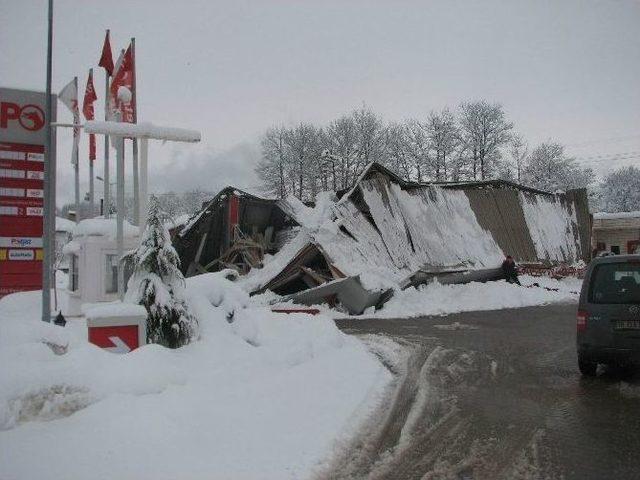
[{"x1": 577, "y1": 255, "x2": 640, "y2": 375}]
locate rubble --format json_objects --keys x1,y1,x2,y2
[{"x1": 173, "y1": 163, "x2": 591, "y2": 314}]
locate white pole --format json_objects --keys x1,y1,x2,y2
[
  {"x1": 104, "y1": 62, "x2": 110, "y2": 218},
  {"x1": 139, "y1": 138, "x2": 148, "y2": 234},
  {"x1": 116, "y1": 135, "x2": 125, "y2": 300},
  {"x1": 89, "y1": 160, "x2": 94, "y2": 216},
  {"x1": 131, "y1": 37, "x2": 140, "y2": 226},
  {"x1": 74, "y1": 76, "x2": 80, "y2": 222},
  {"x1": 133, "y1": 139, "x2": 139, "y2": 225},
  {"x1": 74, "y1": 160, "x2": 80, "y2": 221},
  {"x1": 88, "y1": 69, "x2": 95, "y2": 218}
]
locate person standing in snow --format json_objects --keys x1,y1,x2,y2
[{"x1": 501, "y1": 255, "x2": 521, "y2": 285}]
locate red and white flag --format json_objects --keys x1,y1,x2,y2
[
  {"x1": 98, "y1": 30, "x2": 114, "y2": 76},
  {"x1": 82, "y1": 69, "x2": 98, "y2": 161},
  {"x1": 59, "y1": 78, "x2": 80, "y2": 165},
  {"x1": 109, "y1": 42, "x2": 136, "y2": 123}
]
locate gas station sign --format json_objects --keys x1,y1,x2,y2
[{"x1": 0, "y1": 88, "x2": 56, "y2": 298}]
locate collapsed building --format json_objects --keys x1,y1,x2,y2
[{"x1": 174, "y1": 163, "x2": 591, "y2": 313}]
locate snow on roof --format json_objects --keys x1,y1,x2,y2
[
  {"x1": 84, "y1": 120, "x2": 200, "y2": 143},
  {"x1": 72, "y1": 217, "x2": 138, "y2": 240},
  {"x1": 164, "y1": 213, "x2": 192, "y2": 231},
  {"x1": 83, "y1": 302, "x2": 147, "y2": 319},
  {"x1": 593, "y1": 211, "x2": 640, "y2": 220},
  {"x1": 56, "y1": 216, "x2": 75, "y2": 232},
  {"x1": 62, "y1": 240, "x2": 81, "y2": 255}
]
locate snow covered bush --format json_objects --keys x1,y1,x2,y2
[{"x1": 126, "y1": 195, "x2": 197, "y2": 348}]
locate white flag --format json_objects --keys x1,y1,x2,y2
[{"x1": 58, "y1": 78, "x2": 80, "y2": 165}]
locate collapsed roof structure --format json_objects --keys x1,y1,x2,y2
[{"x1": 174, "y1": 163, "x2": 590, "y2": 311}]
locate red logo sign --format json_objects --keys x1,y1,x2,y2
[
  {"x1": 88, "y1": 325, "x2": 140, "y2": 353},
  {"x1": 0, "y1": 102, "x2": 45, "y2": 132}
]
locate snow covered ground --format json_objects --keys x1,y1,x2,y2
[
  {"x1": 261, "y1": 274, "x2": 582, "y2": 320},
  {"x1": 0, "y1": 273, "x2": 391, "y2": 480},
  {"x1": 352, "y1": 275, "x2": 583, "y2": 319}
]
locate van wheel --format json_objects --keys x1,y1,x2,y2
[{"x1": 578, "y1": 353, "x2": 597, "y2": 376}]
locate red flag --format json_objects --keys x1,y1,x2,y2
[
  {"x1": 82, "y1": 69, "x2": 98, "y2": 161},
  {"x1": 109, "y1": 43, "x2": 136, "y2": 123},
  {"x1": 99, "y1": 30, "x2": 114, "y2": 76}
]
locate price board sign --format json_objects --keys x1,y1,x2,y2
[{"x1": 0, "y1": 88, "x2": 56, "y2": 298}]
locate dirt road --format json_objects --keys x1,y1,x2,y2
[{"x1": 317, "y1": 304, "x2": 640, "y2": 480}]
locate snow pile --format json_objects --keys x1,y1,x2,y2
[
  {"x1": 83, "y1": 302, "x2": 147, "y2": 319},
  {"x1": 239, "y1": 228, "x2": 313, "y2": 293},
  {"x1": 0, "y1": 273, "x2": 389, "y2": 480},
  {"x1": 520, "y1": 193, "x2": 580, "y2": 262},
  {"x1": 72, "y1": 217, "x2": 138, "y2": 240},
  {"x1": 282, "y1": 192, "x2": 336, "y2": 232},
  {"x1": 343, "y1": 275, "x2": 582, "y2": 319}
]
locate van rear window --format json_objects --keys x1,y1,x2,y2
[{"x1": 589, "y1": 263, "x2": 640, "y2": 304}]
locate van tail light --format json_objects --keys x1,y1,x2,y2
[{"x1": 577, "y1": 310, "x2": 588, "y2": 333}]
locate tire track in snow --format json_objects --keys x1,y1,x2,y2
[{"x1": 315, "y1": 335, "x2": 563, "y2": 480}]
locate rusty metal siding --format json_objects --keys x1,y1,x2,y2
[
  {"x1": 463, "y1": 189, "x2": 538, "y2": 262},
  {"x1": 565, "y1": 188, "x2": 591, "y2": 262}
]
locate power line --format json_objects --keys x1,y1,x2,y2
[
  {"x1": 565, "y1": 134, "x2": 640, "y2": 149},
  {"x1": 573, "y1": 150, "x2": 640, "y2": 164}
]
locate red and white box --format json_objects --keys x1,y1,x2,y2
[{"x1": 84, "y1": 303, "x2": 147, "y2": 354}]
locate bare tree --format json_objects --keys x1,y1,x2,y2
[
  {"x1": 256, "y1": 126, "x2": 291, "y2": 198},
  {"x1": 404, "y1": 119, "x2": 431, "y2": 182},
  {"x1": 285, "y1": 123, "x2": 320, "y2": 201},
  {"x1": 352, "y1": 107, "x2": 386, "y2": 176},
  {"x1": 426, "y1": 108, "x2": 458, "y2": 181},
  {"x1": 384, "y1": 122, "x2": 412, "y2": 180},
  {"x1": 523, "y1": 141, "x2": 592, "y2": 192},
  {"x1": 323, "y1": 114, "x2": 359, "y2": 190},
  {"x1": 458, "y1": 101, "x2": 513, "y2": 180},
  {"x1": 600, "y1": 166, "x2": 640, "y2": 212},
  {"x1": 509, "y1": 134, "x2": 528, "y2": 183}
]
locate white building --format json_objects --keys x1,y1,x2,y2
[
  {"x1": 592, "y1": 211, "x2": 640, "y2": 255},
  {"x1": 63, "y1": 218, "x2": 139, "y2": 316}
]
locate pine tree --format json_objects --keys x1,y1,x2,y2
[{"x1": 125, "y1": 195, "x2": 197, "y2": 348}]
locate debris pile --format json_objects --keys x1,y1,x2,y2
[{"x1": 174, "y1": 163, "x2": 591, "y2": 314}]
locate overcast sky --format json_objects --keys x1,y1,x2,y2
[{"x1": 2, "y1": 0, "x2": 639, "y2": 205}]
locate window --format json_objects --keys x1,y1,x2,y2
[
  {"x1": 69, "y1": 255, "x2": 79, "y2": 292},
  {"x1": 105, "y1": 254, "x2": 133, "y2": 294},
  {"x1": 105, "y1": 254, "x2": 118, "y2": 294},
  {"x1": 589, "y1": 262, "x2": 640, "y2": 304},
  {"x1": 611, "y1": 245, "x2": 620, "y2": 255}
]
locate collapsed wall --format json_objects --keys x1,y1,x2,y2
[{"x1": 176, "y1": 163, "x2": 591, "y2": 296}]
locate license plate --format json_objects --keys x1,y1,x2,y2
[{"x1": 614, "y1": 320, "x2": 640, "y2": 330}]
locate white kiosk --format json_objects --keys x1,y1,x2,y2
[{"x1": 63, "y1": 218, "x2": 139, "y2": 316}]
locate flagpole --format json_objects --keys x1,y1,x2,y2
[
  {"x1": 115, "y1": 112, "x2": 125, "y2": 300},
  {"x1": 103, "y1": 30, "x2": 111, "y2": 218},
  {"x1": 88, "y1": 68, "x2": 95, "y2": 218},
  {"x1": 73, "y1": 76, "x2": 80, "y2": 223},
  {"x1": 131, "y1": 37, "x2": 140, "y2": 226},
  {"x1": 42, "y1": 0, "x2": 54, "y2": 323}
]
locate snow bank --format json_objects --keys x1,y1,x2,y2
[
  {"x1": 72, "y1": 217, "x2": 138, "y2": 240},
  {"x1": 357, "y1": 275, "x2": 582, "y2": 319},
  {"x1": 0, "y1": 273, "x2": 390, "y2": 480}
]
